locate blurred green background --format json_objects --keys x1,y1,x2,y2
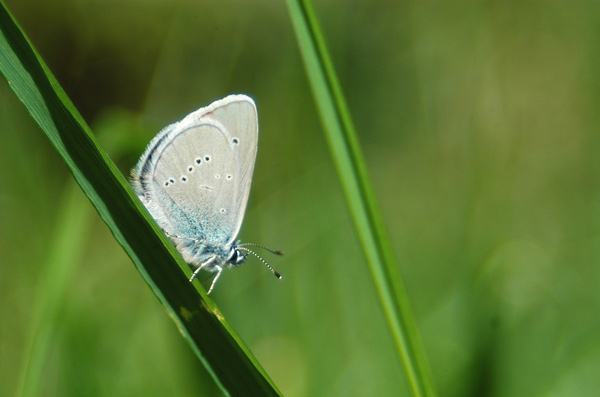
[{"x1": 2, "y1": 0, "x2": 600, "y2": 396}]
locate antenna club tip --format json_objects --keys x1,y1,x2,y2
[
  {"x1": 274, "y1": 251, "x2": 284, "y2": 256},
  {"x1": 275, "y1": 272, "x2": 283, "y2": 280}
]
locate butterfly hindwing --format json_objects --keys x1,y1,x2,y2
[{"x1": 132, "y1": 95, "x2": 258, "y2": 246}]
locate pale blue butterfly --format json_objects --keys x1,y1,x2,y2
[{"x1": 131, "y1": 94, "x2": 282, "y2": 293}]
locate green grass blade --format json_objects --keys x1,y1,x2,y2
[
  {"x1": 0, "y1": 2, "x2": 280, "y2": 395},
  {"x1": 285, "y1": 1, "x2": 436, "y2": 395}
]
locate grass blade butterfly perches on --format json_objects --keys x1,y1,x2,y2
[{"x1": 0, "y1": 2, "x2": 281, "y2": 395}]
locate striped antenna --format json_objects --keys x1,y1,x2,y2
[
  {"x1": 238, "y1": 243, "x2": 284, "y2": 256},
  {"x1": 238, "y1": 247, "x2": 282, "y2": 279}
]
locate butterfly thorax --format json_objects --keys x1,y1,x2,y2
[{"x1": 176, "y1": 238, "x2": 247, "y2": 271}]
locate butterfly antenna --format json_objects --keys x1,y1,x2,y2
[
  {"x1": 238, "y1": 243, "x2": 284, "y2": 256},
  {"x1": 238, "y1": 247, "x2": 282, "y2": 280}
]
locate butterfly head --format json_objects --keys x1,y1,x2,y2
[{"x1": 227, "y1": 245, "x2": 248, "y2": 267}]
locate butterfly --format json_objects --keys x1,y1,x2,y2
[{"x1": 131, "y1": 94, "x2": 281, "y2": 293}]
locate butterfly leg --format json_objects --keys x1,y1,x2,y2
[
  {"x1": 189, "y1": 256, "x2": 216, "y2": 282},
  {"x1": 206, "y1": 265, "x2": 223, "y2": 295}
]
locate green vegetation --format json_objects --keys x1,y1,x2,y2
[{"x1": 1, "y1": 0, "x2": 599, "y2": 396}]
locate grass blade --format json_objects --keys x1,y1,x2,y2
[
  {"x1": 0, "y1": 2, "x2": 280, "y2": 395},
  {"x1": 285, "y1": 1, "x2": 436, "y2": 395}
]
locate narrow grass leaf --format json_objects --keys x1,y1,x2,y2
[{"x1": 285, "y1": 1, "x2": 436, "y2": 395}]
